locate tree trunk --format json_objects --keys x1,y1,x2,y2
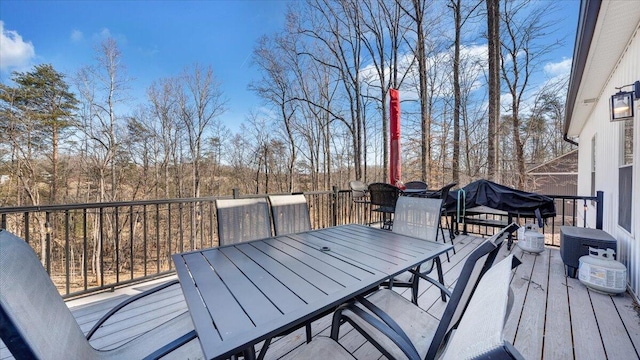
[
  {"x1": 413, "y1": 0, "x2": 431, "y2": 183},
  {"x1": 486, "y1": 0, "x2": 500, "y2": 181},
  {"x1": 451, "y1": 0, "x2": 461, "y2": 184}
]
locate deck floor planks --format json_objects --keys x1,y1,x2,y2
[
  {"x1": 512, "y1": 247, "x2": 550, "y2": 360},
  {"x1": 566, "y1": 275, "x2": 607, "y2": 359},
  {"x1": 611, "y1": 291, "x2": 640, "y2": 354},
  {"x1": 589, "y1": 288, "x2": 639, "y2": 359},
  {"x1": 543, "y1": 249, "x2": 573, "y2": 359},
  {"x1": 503, "y1": 246, "x2": 538, "y2": 343},
  {"x1": 3, "y1": 234, "x2": 640, "y2": 360}
]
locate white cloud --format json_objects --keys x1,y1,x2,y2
[
  {"x1": 91, "y1": 27, "x2": 127, "y2": 45},
  {"x1": 544, "y1": 58, "x2": 572, "y2": 77},
  {"x1": 0, "y1": 21, "x2": 35, "y2": 71},
  {"x1": 99, "y1": 28, "x2": 111, "y2": 39},
  {"x1": 71, "y1": 29, "x2": 83, "y2": 42}
]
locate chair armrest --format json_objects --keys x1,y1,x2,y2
[
  {"x1": 86, "y1": 279, "x2": 180, "y2": 340},
  {"x1": 350, "y1": 295, "x2": 422, "y2": 360},
  {"x1": 142, "y1": 330, "x2": 197, "y2": 360},
  {"x1": 415, "y1": 273, "x2": 452, "y2": 298}
]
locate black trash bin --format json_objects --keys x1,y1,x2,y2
[{"x1": 560, "y1": 226, "x2": 617, "y2": 278}]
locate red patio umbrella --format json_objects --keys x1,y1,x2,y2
[{"x1": 389, "y1": 88, "x2": 402, "y2": 188}]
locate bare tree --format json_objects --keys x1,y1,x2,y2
[
  {"x1": 251, "y1": 34, "x2": 299, "y2": 192},
  {"x1": 147, "y1": 78, "x2": 181, "y2": 199},
  {"x1": 75, "y1": 37, "x2": 129, "y2": 202},
  {"x1": 299, "y1": 0, "x2": 367, "y2": 180},
  {"x1": 449, "y1": 0, "x2": 483, "y2": 184},
  {"x1": 486, "y1": 0, "x2": 500, "y2": 181},
  {"x1": 359, "y1": 0, "x2": 412, "y2": 183},
  {"x1": 500, "y1": 0, "x2": 560, "y2": 188},
  {"x1": 177, "y1": 64, "x2": 227, "y2": 198},
  {"x1": 524, "y1": 76, "x2": 571, "y2": 164},
  {"x1": 74, "y1": 37, "x2": 130, "y2": 283}
]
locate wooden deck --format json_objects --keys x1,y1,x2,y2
[{"x1": 2, "y1": 234, "x2": 639, "y2": 359}]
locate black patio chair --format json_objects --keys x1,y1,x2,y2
[
  {"x1": 215, "y1": 198, "x2": 272, "y2": 245},
  {"x1": 368, "y1": 182, "x2": 399, "y2": 230},
  {"x1": 349, "y1": 180, "x2": 370, "y2": 225},
  {"x1": 0, "y1": 229, "x2": 201, "y2": 360},
  {"x1": 268, "y1": 194, "x2": 312, "y2": 235},
  {"x1": 403, "y1": 180, "x2": 428, "y2": 196},
  {"x1": 280, "y1": 227, "x2": 523, "y2": 360}
]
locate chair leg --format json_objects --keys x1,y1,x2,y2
[
  {"x1": 444, "y1": 215, "x2": 456, "y2": 253},
  {"x1": 435, "y1": 257, "x2": 447, "y2": 302},
  {"x1": 437, "y1": 220, "x2": 451, "y2": 262},
  {"x1": 411, "y1": 273, "x2": 419, "y2": 305},
  {"x1": 257, "y1": 339, "x2": 271, "y2": 360},
  {"x1": 443, "y1": 221, "x2": 456, "y2": 255},
  {"x1": 330, "y1": 305, "x2": 349, "y2": 340}
]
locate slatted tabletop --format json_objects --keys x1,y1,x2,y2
[{"x1": 172, "y1": 224, "x2": 452, "y2": 360}]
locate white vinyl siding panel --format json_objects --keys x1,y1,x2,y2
[{"x1": 576, "y1": 26, "x2": 639, "y2": 300}]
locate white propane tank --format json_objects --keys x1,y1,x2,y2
[
  {"x1": 578, "y1": 247, "x2": 627, "y2": 294},
  {"x1": 517, "y1": 223, "x2": 544, "y2": 253}
]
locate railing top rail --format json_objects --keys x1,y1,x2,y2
[
  {"x1": 0, "y1": 190, "x2": 343, "y2": 214},
  {"x1": 0, "y1": 191, "x2": 601, "y2": 215},
  {"x1": 0, "y1": 196, "x2": 230, "y2": 214},
  {"x1": 545, "y1": 194, "x2": 599, "y2": 201}
]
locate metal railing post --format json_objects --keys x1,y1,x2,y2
[
  {"x1": 45, "y1": 212, "x2": 51, "y2": 275},
  {"x1": 596, "y1": 191, "x2": 604, "y2": 229},
  {"x1": 332, "y1": 186, "x2": 338, "y2": 227}
]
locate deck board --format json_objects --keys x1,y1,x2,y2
[
  {"x1": 612, "y1": 292, "x2": 640, "y2": 353},
  {"x1": 567, "y1": 273, "x2": 607, "y2": 359},
  {"x1": 543, "y1": 249, "x2": 573, "y2": 359},
  {"x1": 513, "y1": 248, "x2": 550, "y2": 360},
  {"x1": 503, "y1": 246, "x2": 537, "y2": 343},
  {"x1": 2, "y1": 233, "x2": 640, "y2": 360},
  {"x1": 590, "y1": 288, "x2": 639, "y2": 358}
]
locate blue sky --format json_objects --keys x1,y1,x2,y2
[
  {"x1": 0, "y1": 0, "x2": 291, "y2": 130},
  {"x1": 1, "y1": 0, "x2": 579, "y2": 132}
]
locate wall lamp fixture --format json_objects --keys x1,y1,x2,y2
[{"x1": 610, "y1": 81, "x2": 639, "y2": 121}]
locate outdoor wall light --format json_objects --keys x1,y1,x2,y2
[{"x1": 610, "y1": 81, "x2": 639, "y2": 121}]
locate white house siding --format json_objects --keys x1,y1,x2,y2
[{"x1": 577, "y1": 27, "x2": 639, "y2": 300}]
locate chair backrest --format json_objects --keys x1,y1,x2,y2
[
  {"x1": 429, "y1": 182, "x2": 457, "y2": 202},
  {"x1": 268, "y1": 194, "x2": 312, "y2": 236},
  {"x1": 349, "y1": 180, "x2": 369, "y2": 200},
  {"x1": 393, "y1": 197, "x2": 442, "y2": 241},
  {"x1": 440, "y1": 254, "x2": 524, "y2": 360},
  {"x1": 215, "y1": 198, "x2": 272, "y2": 245},
  {"x1": 426, "y1": 222, "x2": 520, "y2": 359},
  {"x1": 404, "y1": 181, "x2": 428, "y2": 191},
  {"x1": 368, "y1": 183, "x2": 399, "y2": 207},
  {"x1": 0, "y1": 230, "x2": 98, "y2": 359}
]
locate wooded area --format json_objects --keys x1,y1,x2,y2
[{"x1": 0, "y1": 0, "x2": 575, "y2": 210}]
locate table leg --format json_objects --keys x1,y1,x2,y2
[{"x1": 243, "y1": 346, "x2": 257, "y2": 360}]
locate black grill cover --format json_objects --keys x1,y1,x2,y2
[{"x1": 444, "y1": 179, "x2": 556, "y2": 218}]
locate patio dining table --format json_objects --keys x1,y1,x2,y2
[{"x1": 172, "y1": 224, "x2": 452, "y2": 360}]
